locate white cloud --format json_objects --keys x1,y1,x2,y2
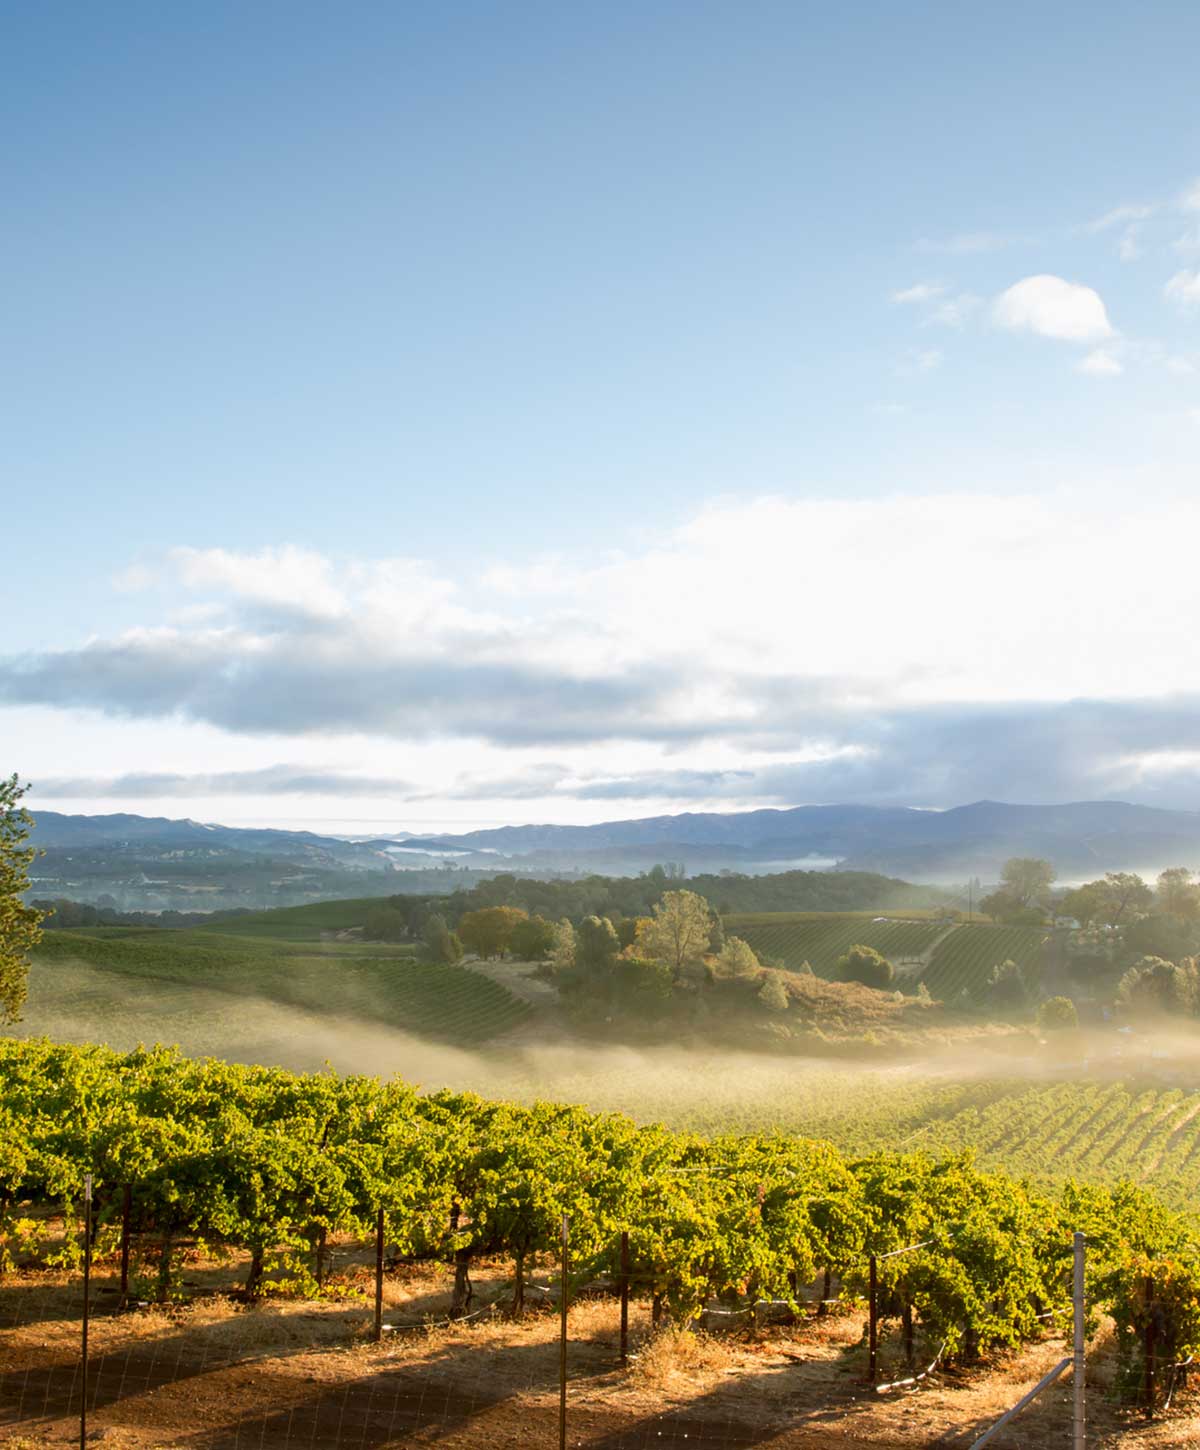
[
  {"x1": 1179, "y1": 178, "x2": 1200, "y2": 213},
  {"x1": 1165, "y1": 270, "x2": 1200, "y2": 307},
  {"x1": 891, "y1": 282, "x2": 946, "y2": 304},
  {"x1": 16, "y1": 490, "x2": 1200, "y2": 813},
  {"x1": 1172, "y1": 227, "x2": 1200, "y2": 254},
  {"x1": 172, "y1": 545, "x2": 349, "y2": 620},
  {"x1": 1077, "y1": 349, "x2": 1122, "y2": 377},
  {"x1": 992, "y1": 274, "x2": 1113, "y2": 342},
  {"x1": 1087, "y1": 203, "x2": 1153, "y2": 233}
]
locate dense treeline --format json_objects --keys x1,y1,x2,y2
[
  {"x1": 33, "y1": 866, "x2": 942, "y2": 938},
  {"x1": 349, "y1": 866, "x2": 944, "y2": 944},
  {"x1": 2, "y1": 1038, "x2": 1198, "y2": 1401},
  {"x1": 31, "y1": 898, "x2": 241, "y2": 931}
]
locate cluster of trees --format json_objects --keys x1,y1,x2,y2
[
  {"x1": 551, "y1": 890, "x2": 756, "y2": 1023},
  {"x1": 352, "y1": 864, "x2": 948, "y2": 950},
  {"x1": 1116, "y1": 956, "x2": 1200, "y2": 1018},
  {"x1": 977, "y1": 858, "x2": 1200, "y2": 932},
  {"x1": 1058, "y1": 867, "x2": 1200, "y2": 1012},
  {"x1": 3, "y1": 1036, "x2": 1198, "y2": 1402},
  {"x1": 31, "y1": 898, "x2": 233, "y2": 931}
]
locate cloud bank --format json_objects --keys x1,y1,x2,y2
[{"x1": 9, "y1": 492, "x2": 1200, "y2": 813}]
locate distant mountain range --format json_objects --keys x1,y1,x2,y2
[
  {"x1": 23, "y1": 799, "x2": 1200, "y2": 913},
  {"x1": 393, "y1": 799, "x2": 1200, "y2": 881}
]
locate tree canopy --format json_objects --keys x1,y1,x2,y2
[
  {"x1": 0, "y1": 775, "x2": 41, "y2": 1024},
  {"x1": 637, "y1": 890, "x2": 713, "y2": 980}
]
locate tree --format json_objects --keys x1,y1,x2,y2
[
  {"x1": 757, "y1": 972, "x2": 789, "y2": 1012},
  {"x1": 707, "y1": 912, "x2": 726, "y2": 955},
  {"x1": 508, "y1": 914, "x2": 556, "y2": 961},
  {"x1": 1037, "y1": 996, "x2": 1079, "y2": 1031},
  {"x1": 423, "y1": 913, "x2": 464, "y2": 964},
  {"x1": 576, "y1": 915, "x2": 619, "y2": 974},
  {"x1": 362, "y1": 904, "x2": 408, "y2": 943},
  {"x1": 1000, "y1": 858, "x2": 1057, "y2": 909},
  {"x1": 1157, "y1": 868, "x2": 1200, "y2": 922},
  {"x1": 457, "y1": 906, "x2": 528, "y2": 959},
  {"x1": 1, "y1": 777, "x2": 42, "y2": 1024},
  {"x1": 550, "y1": 919, "x2": 576, "y2": 972},
  {"x1": 836, "y1": 944, "x2": 894, "y2": 991},
  {"x1": 637, "y1": 890, "x2": 712, "y2": 980},
  {"x1": 714, "y1": 936, "x2": 761, "y2": 981},
  {"x1": 1099, "y1": 872, "x2": 1153, "y2": 926},
  {"x1": 1124, "y1": 911, "x2": 1200, "y2": 963},
  {"x1": 1059, "y1": 881, "x2": 1109, "y2": 927},
  {"x1": 983, "y1": 959, "x2": 1032, "y2": 1010},
  {"x1": 980, "y1": 889, "x2": 1020, "y2": 924}
]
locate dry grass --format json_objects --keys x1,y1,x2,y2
[
  {"x1": 4, "y1": 1254, "x2": 1200, "y2": 1447},
  {"x1": 627, "y1": 1326, "x2": 734, "y2": 1392}
]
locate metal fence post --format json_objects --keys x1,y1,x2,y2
[
  {"x1": 81, "y1": 1174, "x2": 92, "y2": 1450},
  {"x1": 119, "y1": 1183, "x2": 131, "y2": 1306},
  {"x1": 559, "y1": 1214, "x2": 569, "y2": 1450},
  {"x1": 374, "y1": 1207, "x2": 384, "y2": 1344},
  {"x1": 1074, "y1": 1231, "x2": 1086, "y2": 1449},
  {"x1": 619, "y1": 1230, "x2": 629, "y2": 1367}
]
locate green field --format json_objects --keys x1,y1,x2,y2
[{"x1": 725, "y1": 910, "x2": 949, "y2": 976}]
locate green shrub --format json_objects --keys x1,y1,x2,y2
[{"x1": 835, "y1": 944, "x2": 894, "y2": 990}]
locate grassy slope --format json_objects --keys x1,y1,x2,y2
[{"x1": 24, "y1": 927, "x2": 531, "y2": 1055}]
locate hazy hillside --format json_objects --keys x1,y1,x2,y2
[{"x1": 25, "y1": 797, "x2": 1200, "y2": 912}]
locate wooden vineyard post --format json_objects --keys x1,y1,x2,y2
[
  {"x1": 81, "y1": 1174, "x2": 92, "y2": 1450},
  {"x1": 1143, "y1": 1274, "x2": 1156, "y2": 1418},
  {"x1": 868, "y1": 1254, "x2": 878, "y2": 1383},
  {"x1": 315, "y1": 1225, "x2": 326, "y2": 1290},
  {"x1": 1073, "y1": 1232, "x2": 1085, "y2": 1449},
  {"x1": 619, "y1": 1230, "x2": 630, "y2": 1367},
  {"x1": 374, "y1": 1208, "x2": 385, "y2": 1344},
  {"x1": 119, "y1": 1183, "x2": 132, "y2": 1306},
  {"x1": 559, "y1": 1215, "x2": 569, "y2": 1450}
]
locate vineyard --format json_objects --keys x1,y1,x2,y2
[
  {"x1": 724, "y1": 912, "x2": 949, "y2": 977},
  {"x1": 23, "y1": 929, "x2": 531, "y2": 1052},
  {"x1": 465, "y1": 1052, "x2": 1200, "y2": 1210},
  {"x1": 194, "y1": 898, "x2": 390, "y2": 941},
  {"x1": 919, "y1": 924, "x2": 1051, "y2": 1001},
  {"x1": 723, "y1": 910, "x2": 1053, "y2": 1000},
  {"x1": 3, "y1": 1035, "x2": 1200, "y2": 1424}
]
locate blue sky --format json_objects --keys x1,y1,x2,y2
[{"x1": 4, "y1": 2, "x2": 1200, "y2": 830}]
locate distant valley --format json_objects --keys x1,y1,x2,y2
[{"x1": 23, "y1": 797, "x2": 1200, "y2": 913}]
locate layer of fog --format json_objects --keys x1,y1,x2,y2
[{"x1": 20, "y1": 958, "x2": 1200, "y2": 1133}]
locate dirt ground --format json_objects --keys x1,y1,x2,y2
[{"x1": 2, "y1": 1258, "x2": 1198, "y2": 1449}]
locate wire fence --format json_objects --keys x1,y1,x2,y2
[{"x1": 0, "y1": 1199, "x2": 1184, "y2": 1448}]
